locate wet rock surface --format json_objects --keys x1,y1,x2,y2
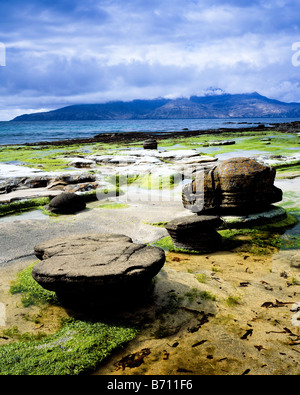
[
  {"x1": 183, "y1": 157, "x2": 283, "y2": 215},
  {"x1": 32, "y1": 234, "x2": 166, "y2": 307},
  {"x1": 94, "y1": 247, "x2": 300, "y2": 376},
  {"x1": 0, "y1": 171, "x2": 99, "y2": 202},
  {"x1": 143, "y1": 138, "x2": 158, "y2": 150},
  {"x1": 220, "y1": 205, "x2": 287, "y2": 229},
  {"x1": 165, "y1": 215, "x2": 223, "y2": 251},
  {"x1": 0, "y1": 125, "x2": 299, "y2": 375},
  {"x1": 45, "y1": 192, "x2": 86, "y2": 214}
]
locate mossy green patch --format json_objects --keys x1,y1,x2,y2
[
  {"x1": 1, "y1": 262, "x2": 139, "y2": 375},
  {"x1": 0, "y1": 145, "x2": 70, "y2": 172},
  {"x1": 195, "y1": 273, "x2": 209, "y2": 283},
  {"x1": 257, "y1": 213, "x2": 298, "y2": 231},
  {"x1": 144, "y1": 221, "x2": 168, "y2": 228},
  {"x1": 98, "y1": 202, "x2": 130, "y2": 209},
  {"x1": 137, "y1": 173, "x2": 180, "y2": 190},
  {"x1": 0, "y1": 143, "x2": 111, "y2": 172},
  {"x1": 152, "y1": 237, "x2": 205, "y2": 254},
  {"x1": 219, "y1": 213, "x2": 299, "y2": 254},
  {"x1": 105, "y1": 174, "x2": 140, "y2": 187},
  {"x1": 0, "y1": 197, "x2": 50, "y2": 217},
  {"x1": 160, "y1": 131, "x2": 300, "y2": 158},
  {"x1": 275, "y1": 164, "x2": 300, "y2": 174},
  {"x1": 225, "y1": 295, "x2": 241, "y2": 307},
  {"x1": 0, "y1": 318, "x2": 138, "y2": 375},
  {"x1": 184, "y1": 288, "x2": 217, "y2": 303},
  {"x1": 154, "y1": 213, "x2": 299, "y2": 255},
  {"x1": 83, "y1": 187, "x2": 123, "y2": 202},
  {"x1": 10, "y1": 263, "x2": 58, "y2": 307},
  {"x1": 277, "y1": 233, "x2": 300, "y2": 250}
]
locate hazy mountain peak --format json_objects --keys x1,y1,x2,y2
[
  {"x1": 11, "y1": 92, "x2": 300, "y2": 121},
  {"x1": 203, "y1": 87, "x2": 226, "y2": 96}
]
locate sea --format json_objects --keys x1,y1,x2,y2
[{"x1": 0, "y1": 118, "x2": 299, "y2": 146}]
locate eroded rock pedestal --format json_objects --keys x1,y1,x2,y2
[
  {"x1": 165, "y1": 215, "x2": 223, "y2": 252},
  {"x1": 182, "y1": 157, "x2": 283, "y2": 215},
  {"x1": 175, "y1": 157, "x2": 287, "y2": 250},
  {"x1": 32, "y1": 234, "x2": 165, "y2": 308}
]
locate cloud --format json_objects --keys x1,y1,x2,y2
[{"x1": 1, "y1": 0, "x2": 300, "y2": 120}]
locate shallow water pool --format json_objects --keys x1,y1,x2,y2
[{"x1": 0, "y1": 209, "x2": 48, "y2": 224}]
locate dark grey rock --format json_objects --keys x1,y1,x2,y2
[
  {"x1": 207, "y1": 140, "x2": 235, "y2": 146},
  {"x1": 45, "y1": 192, "x2": 86, "y2": 214},
  {"x1": 220, "y1": 206, "x2": 287, "y2": 229},
  {"x1": 47, "y1": 180, "x2": 68, "y2": 191},
  {"x1": 0, "y1": 176, "x2": 50, "y2": 194},
  {"x1": 0, "y1": 178, "x2": 26, "y2": 194},
  {"x1": 64, "y1": 182, "x2": 98, "y2": 193},
  {"x1": 53, "y1": 173, "x2": 96, "y2": 184},
  {"x1": 32, "y1": 233, "x2": 166, "y2": 307},
  {"x1": 165, "y1": 215, "x2": 223, "y2": 252},
  {"x1": 291, "y1": 257, "x2": 300, "y2": 269},
  {"x1": 182, "y1": 157, "x2": 282, "y2": 215},
  {"x1": 23, "y1": 176, "x2": 50, "y2": 189},
  {"x1": 143, "y1": 138, "x2": 158, "y2": 150}
]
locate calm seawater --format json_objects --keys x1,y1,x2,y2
[{"x1": 0, "y1": 118, "x2": 298, "y2": 145}]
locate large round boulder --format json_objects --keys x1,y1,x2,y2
[
  {"x1": 32, "y1": 234, "x2": 166, "y2": 308},
  {"x1": 182, "y1": 157, "x2": 282, "y2": 215},
  {"x1": 45, "y1": 192, "x2": 86, "y2": 214}
]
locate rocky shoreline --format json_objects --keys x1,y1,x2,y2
[
  {"x1": 0, "y1": 121, "x2": 299, "y2": 375},
  {"x1": 2, "y1": 120, "x2": 299, "y2": 148}
]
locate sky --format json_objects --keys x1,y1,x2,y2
[{"x1": 1, "y1": 0, "x2": 300, "y2": 120}]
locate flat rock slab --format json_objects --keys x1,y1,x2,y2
[
  {"x1": 165, "y1": 215, "x2": 223, "y2": 252},
  {"x1": 0, "y1": 188, "x2": 61, "y2": 204},
  {"x1": 32, "y1": 234, "x2": 165, "y2": 307},
  {"x1": 0, "y1": 163, "x2": 48, "y2": 179},
  {"x1": 220, "y1": 205, "x2": 287, "y2": 229},
  {"x1": 165, "y1": 215, "x2": 223, "y2": 231}
]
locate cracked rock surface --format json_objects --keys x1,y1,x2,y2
[{"x1": 32, "y1": 233, "x2": 166, "y2": 307}]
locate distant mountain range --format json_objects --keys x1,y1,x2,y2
[{"x1": 11, "y1": 92, "x2": 300, "y2": 121}]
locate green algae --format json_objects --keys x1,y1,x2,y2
[
  {"x1": 220, "y1": 212, "x2": 299, "y2": 254},
  {"x1": 184, "y1": 288, "x2": 217, "y2": 303},
  {"x1": 10, "y1": 263, "x2": 58, "y2": 307},
  {"x1": 105, "y1": 174, "x2": 140, "y2": 187},
  {"x1": 83, "y1": 186, "x2": 123, "y2": 202},
  {"x1": 153, "y1": 236, "x2": 207, "y2": 254},
  {"x1": 0, "y1": 318, "x2": 138, "y2": 375},
  {"x1": 98, "y1": 202, "x2": 130, "y2": 209},
  {"x1": 136, "y1": 173, "x2": 180, "y2": 190},
  {"x1": 158, "y1": 131, "x2": 300, "y2": 158},
  {"x1": 0, "y1": 143, "x2": 105, "y2": 172},
  {"x1": 1, "y1": 262, "x2": 138, "y2": 375},
  {"x1": 0, "y1": 146, "x2": 70, "y2": 172},
  {"x1": 0, "y1": 197, "x2": 50, "y2": 217},
  {"x1": 144, "y1": 221, "x2": 168, "y2": 228},
  {"x1": 225, "y1": 295, "x2": 242, "y2": 307},
  {"x1": 106, "y1": 172, "x2": 181, "y2": 191},
  {"x1": 153, "y1": 212, "x2": 299, "y2": 256},
  {"x1": 1, "y1": 131, "x2": 299, "y2": 173},
  {"x1": 0, "y1": 187, "x2": 123, "y2": 218}
]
